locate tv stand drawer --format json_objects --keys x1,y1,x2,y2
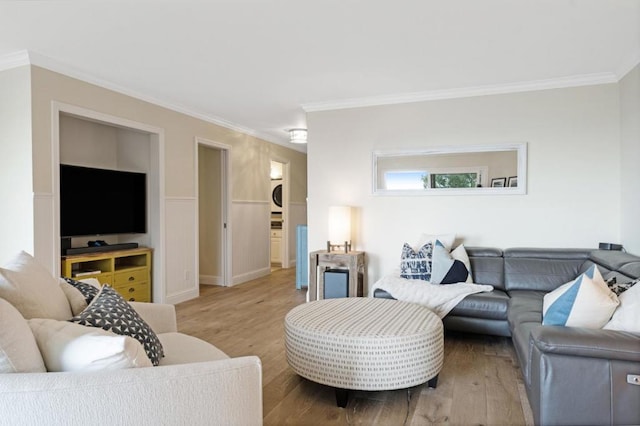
[
  {"x1": 114, "y1": 268, "x2": 147, "y2": 285},
  {"x1": 113, "y1": 281, "x2": 150, "y2": 303}
]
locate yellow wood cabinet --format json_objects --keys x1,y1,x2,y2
[{"x1": 61, "y1": 247, "x2": 152, "y2": 302}]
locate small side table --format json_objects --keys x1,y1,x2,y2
[{"x1": 308, "y1": 250, "x2": 366, "y2": 301}]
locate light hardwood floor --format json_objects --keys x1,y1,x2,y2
[{"x1": 175, "y1": 267, "x2": 533, "y2": 426}]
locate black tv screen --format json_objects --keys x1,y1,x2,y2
[{"x1": 60, "y1": 164, "x2": 147, "y2": 237}]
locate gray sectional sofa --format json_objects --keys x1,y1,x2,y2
[{"x1": 374, "y1": 248, "x2": 640, "y2": 426}]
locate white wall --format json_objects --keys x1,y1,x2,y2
[
  {"x1": 620, "y1": 63, "x2": 640, "y2": 255},
  {"x1": 307, "y1": 84, "x2": 622, "y2": 284},
  {"x1": 0, "y1": 66, "x2": 33, "y2": 263}
]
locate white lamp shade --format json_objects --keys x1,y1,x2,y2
[{"x1": 328, "y1": 206, "x2": 352, "y2": 244}]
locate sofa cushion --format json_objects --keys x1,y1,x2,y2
[
  {"x1": 28, "y1": 318, "x2": 152, "y2": 372},
  {"x1": 542, "y1": 265, "x2": 619, "y2": 329},
  {"x1": 157, "y1": 332, "x2": 229, "y2": 366},
  {"x1": 448, "y1": 289, "x2": 509, "y2": 320},
  {"x1": 70, "y1": 285, "x2": 164, "y2": 366},
  {"x1": 400, "y1": 242, "x2": 432, "y2": 281},
  {"x1": 0, "y1": 251, "x2": 72, "y2": 320},
  {"x1": 0, "y1": 298, "x2": 46, "y2": 373},
  {"x1": 507, "y1": 290, "x2": 545, "y2": 332},
  {"x1": 431, "y1": 241, "x2": 472, "y2": 284}
]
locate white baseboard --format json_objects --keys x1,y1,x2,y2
[
  {"x1": 233, "y1": 267, "x2": 271, "y2": 285},
  {"x1": 166, "y1": 288, "x2": 199, "y2": 305},
  {"x1": 200, "y1": 274, "x2": 222, "y2": 285}
]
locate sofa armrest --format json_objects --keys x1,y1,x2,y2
[
  {"x1": 0, "y1": 356, "x2": 262, "y2": 426},
  {"x1": 128, "y1": 301, "x2": 178, "y2": 333},
  {"x1": 531, "y1": 326, "x2": 640, "y2": 362},
  {"x1": 528, "y1": 327, "x2": 640, "y2": 425}
]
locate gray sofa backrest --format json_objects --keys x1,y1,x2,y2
[
  {"x1": 466, "y1": 247, "x2": 505, "y2": 290},
  {"x1": 580, "y1": 250, "x2": 640, "y2": 282},
  {"x1": 465, "y1": 247, "x2": 639, "y2": 291},
  {"x1": 503, "y1": 248, "x2": 592, "y2": 292}
]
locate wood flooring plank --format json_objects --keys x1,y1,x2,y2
[
  {"x1": 448, "y1": 336, "x2": 488, "y2": 425},
  {"x1": 174, "y1": 268, "x2": 530, "y2": 426},
  {"x1": 485, "y1": 355, "x2": 526, "y2": 426},
  {"x1": 410, "y1": 338, "x2": 458, "y2": 426}
]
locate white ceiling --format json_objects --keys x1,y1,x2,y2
[{"x1": 1, "y1": 0, "x2": 639, "y2": 152}]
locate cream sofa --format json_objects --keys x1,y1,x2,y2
[{"x1": 0, "y1": 252, "x2": 262, "y2": 426}]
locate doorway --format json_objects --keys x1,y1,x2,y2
[
  {"x1": 196, "y1": 138, "x2": 231, "y2": 287},
  {"x1": 270, "y1": 159, "x2": 290, "y2": 270}
]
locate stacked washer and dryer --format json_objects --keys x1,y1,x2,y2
[{"x1": 270, "y1": 179, "x2": 283, "y2": 264}]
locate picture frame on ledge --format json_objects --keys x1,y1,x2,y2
[
  {"x1": 491, "y1": 177, "x2": 506, "y2": 187},
  {"x1": 508, "y1": 176, "x2": 518, "y2": 187}
]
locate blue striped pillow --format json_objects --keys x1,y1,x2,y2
[{"x1": 542, "y1": 265, "x2": 619, "y2": 328}]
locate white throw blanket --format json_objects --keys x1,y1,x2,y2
[{"x1": 370, "y1": 274, "x2": 494, "y2": 318}]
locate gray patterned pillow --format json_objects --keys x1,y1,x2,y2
[
  {"x1": 608, "y1": 277, "x2": 639, "y2": 296},
  {"x1": 69, "y1": 285, "x2": 164, "y2": 366},
  {"x1": 400, "y1": 242, "x2": 433, "y2": 281},
  {"x1": 62, "y1": 277, "x2": 99, "y2": 305}
]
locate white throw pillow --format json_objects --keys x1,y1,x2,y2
[
  {"x1": 413, "y1": 233, "x2": 456, "y2": 251},
  {"x1": 603, "y1": 280, "x2": 640, "y2": 333},
  {"x1": 431, "y1": 241, "x2": 472, "y2": 284},
  {"x1": 28, "y1": 318, "x2": 152, "y2": 372},
  {"x1": 542, "y1": 265, "x2": 619, "y2": 329},
  {"x1": 0, "y1": 251, "x2": 72, "y2": 320},
  {"x1": 451, "y1": 244, "x2": 473, "y2": 283},
  {"x1": 0, "y1": 298, "x2": 46, "y2": 373}
]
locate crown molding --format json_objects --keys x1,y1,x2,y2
[
  {"x1": 0, "y1": 50, "x2": 306, "y2": 153},
  {"x1": 302, "y1": 72, "x2": 619, "y2": 112},
  {"x1": 0, "y1": 50, "x2": 30, "y2": 72},
  {"x1": 615, "y1": 51, "x2": 640, "y2": 80}
]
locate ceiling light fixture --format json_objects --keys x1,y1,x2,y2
[{"x1": 289, "y1": 128, "x2": 308, "y2": 144}]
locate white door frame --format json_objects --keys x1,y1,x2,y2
[{"x1": 195, "y1": 137, "x2": 232, "y2": 286}]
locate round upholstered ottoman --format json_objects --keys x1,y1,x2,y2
[{"x1": 284, "y1": 297, "x2": 444, "y2": 407}]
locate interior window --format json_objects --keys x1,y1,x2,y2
[{"x1": 384, "y1": 168, "x2": 485, "y2": 190}]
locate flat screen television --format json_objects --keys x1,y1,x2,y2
[{"x1": 60, "y1": 164, "x2": 147, "y2": 237}]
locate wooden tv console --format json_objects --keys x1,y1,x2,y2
[{"x1": 61, "y1": 247, "x2": 152, "y2": 303}]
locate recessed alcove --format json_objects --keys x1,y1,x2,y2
[{"x1": 53, "y1": 103, "x2": 165, "y2": 302}]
